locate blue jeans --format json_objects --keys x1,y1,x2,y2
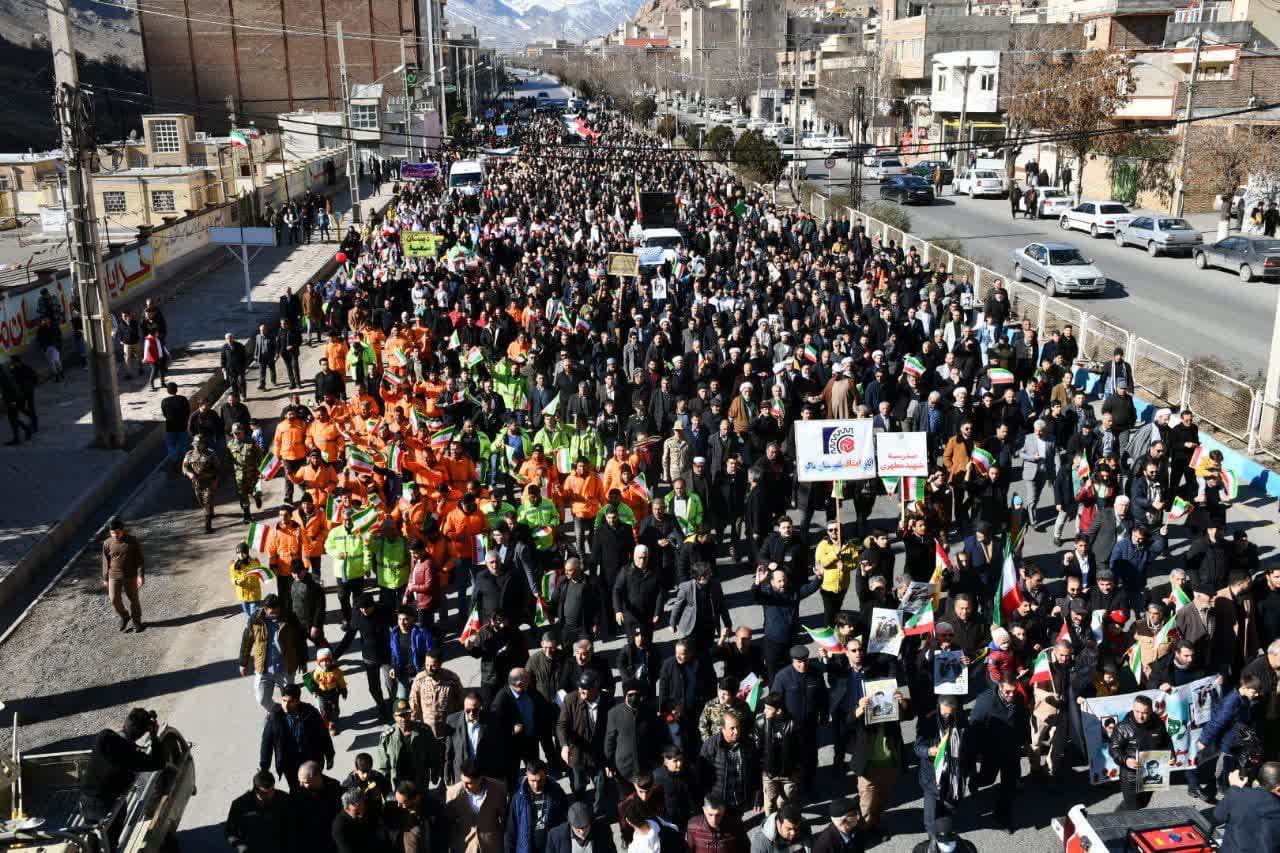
[{"x1": 165, "y1": 430, "x2": 188, "y2": 466}]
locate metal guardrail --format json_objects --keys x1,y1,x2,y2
[{"x1": 800, "y1": 192, "x2": 1273, "y2": 464}]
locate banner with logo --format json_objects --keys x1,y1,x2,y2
[
  {"x1": 1080, "y1": 675, "x2": 1220, "y2": 785},
  {"x1": 399, "y1": 162, "x2": 440, "y2": 180},
  {"x1": 793, "y1": 418, "x2": 876, "y2": 482}
]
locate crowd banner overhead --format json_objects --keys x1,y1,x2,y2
[
  {"x1": 874, "y1": 431, "x2": 930, "y2": 478},
  {"x1": 607, "y1": 252, "x2": 639, "y2": 277},
  {"x1": 398, "y1": 162, "x2": 440, "y2": 180},
  {"x1": 1080, "y1": 675, "x2": 1221, "y2": 785},
  {"x1": 402, "y1": 232, "x2": 444, "y2": 258},
  {"x1": 793, "y1": 418, "x2": 877, "y2": 482}
]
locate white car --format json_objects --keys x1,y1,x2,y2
[
  {"x1": 823, "y1": 135, "x2": 852, "y2": 157},
  {"x1": 1022, "y1": 186, "x2": 1072, "y2": 218},
  {"x1": 861, "y1": 146, "x2": 895, "y2": 166},
  {"x1": 868, "y1": 157, "x2": 906, "y2": 179},
  {"x1": 1059, "y1": 200, "x2": 1134, "y2": 238},
  {"x1": 954, "y1": 168, "x2": 1006, "y2": 198},
  {"x1": 801, "y1": 132, "x2": 828, "y2": 150},
  {"x1": 746, "y1": 117, "x2": 768, "y2": 131}
]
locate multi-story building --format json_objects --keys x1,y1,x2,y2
[
  {"x1": 680, "y1": 0, "x2": 786, "y2": 96},
  {"x1": 928, "y1": 49, "x2": 1002, "y2": 147}
]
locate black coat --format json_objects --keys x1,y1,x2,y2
[
  {"x1": 590, "y1": 522, "x2": 635, "y2": 577},
  {"x1": 289, "y1": 778, "x2": 342, "y2": 853},
  {"x1": 226, "y1": 788, "x2": 295, "y2": 853},
  {"x1": 260, "y1": 703, "x2": 335, "y2": 777},
  {"x1": 613, "y1": 564, "x2": 666, "y2": 627},
  {"x1": 1107, "y1": 710, "x2": 1172, "y2": 785},
  {"x1": 653, "y1": 766, "x2": 703, "y2": 829},
  {"x1": 468, "y1": 624, "x2": 528, "y2": 694},
  {"x1": 554, "y1": 576, "x2": 607, "y2": 642},
  {"x1": 332, "y1": 811, "x2": 389, "y2": 853},
  {"x1": 546, "y1": 821, "x2": 618, "y2": 853},
  {"x1": 443, "y1": 709, "x2": 502, "y2": 785},
  {"x1": 656, "y1": 656, "x2": 717, "y2": 713},
  {"x1": 812, "y1": 823, "x2": 865, "y2": 853},
  {"x1": 697, "y1": 733, "x2": 761, "y2": 807},
  {"x1": 967, "y1": 690, "x2": 1028, "y2": 767},
  {"x1": 472, "y1": 568, "x2": 530, "y2": 626},
  {"x1": 604, "y1": 702, "x2": 662, "y2": 780},
  {"x1": 290, "y1": 573, "x2": 326, "y2": 637}
]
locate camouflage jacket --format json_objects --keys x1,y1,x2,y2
[
  {"x1": 228, "y1": 438, "x2": 264, "y2": 489},
  {"x1": 182, "y1": 448, "x2": 221, "y2": 484}
]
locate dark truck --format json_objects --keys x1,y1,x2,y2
[{"x1": 0, "y1": 726, "x2": 195, "y2": 853}]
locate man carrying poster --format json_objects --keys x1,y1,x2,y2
[{"x1": 1108, "y1": 695, "x2": 1173, "y2": 811}]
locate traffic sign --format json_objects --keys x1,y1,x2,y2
[
  {"x1": 405, "y1": 65, "x2": 418, "y2": 87},
  {"x1": 824, "y1": 157, "x2": 836, "y2": 170},
  {"x1": 444, "y1": 84, "x2": 458, "y2": 93}
]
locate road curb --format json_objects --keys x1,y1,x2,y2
[{"x1": 0, "y1": 201, "x2": 388, "y2": 623}]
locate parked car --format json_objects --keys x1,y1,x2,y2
[
  {"x1": 868, "y1": 157, "x2": 907, "y2": 180},
  {"x1": 862, "y1": 146, "x2": 896, "y2": 166},
  {"x1": 801, "y1": 132, "x2": 828, "y2": 150},
  {"x1": 954, "y1": 168, "x2": 1006, "y2": 198},
  {"x1": 907, "y1": 160, "x2": 954, "y2": 186},
  {"x1": 762, "y1": 123, "x2": 784, "y2": 139},
  {"x1": 746, "y1": 117, "x2": 768, "y2": 131},
  {"x1": 822, "y1": 135, "x2": 852, "y2": 157},
  {"x1": 1114, "y1": 216, "x2": 1204, "y2": 256},
  {"x1": 1010, "y1": 241, "x2": 1108, "y2": 297},
  {"x1": 1194, "y1": 236, "x2": 1280, "y2": 281},
  {"x1": 879, "y1": 175, "x2": 935, "y2": 205},
  {"x1": 732, "y1": 115, "x2": 749, "y2": 128},
  {"x1": 1030, "y1": 186, "x2": 1073, "y2": 218},
  {"x1": 1059, "y1": 200, "x2": 1134, "y2": 237}
]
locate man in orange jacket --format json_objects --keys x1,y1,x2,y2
[
  {"x1": 292, "y1": 449, "x2": 339, "y2": 507},
  {"x1": 563, "y1": 458, "x2": 605, "y2": 555},
  {"x1": 272, "y1": 409, "x2": 309, "y2": 503},
  {"x1": 441, "y1": 492, "x2": 489, "y2": 631},
  {"x1": 268, "y1": 504, "x2": 310, "y2": 604}
]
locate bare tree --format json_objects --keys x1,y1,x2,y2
[{"x1": 1184, "y1": 123, "x2": 1280, "y2": 228}]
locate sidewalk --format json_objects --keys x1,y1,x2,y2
[{"x1": 0, "y1": 182, "x2": 395, "y2": 603}]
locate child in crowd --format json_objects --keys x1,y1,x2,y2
[{"x1": 309, "y1": 646, "x2": 348, "y2": 732}]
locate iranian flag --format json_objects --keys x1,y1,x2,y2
[
  {"x1": 247, "y1": 564, "x2": 276, "y2": 582},
  {"x1": 464, "y1": 347, "x2": 485, "y2": 368},
  {"x1": 902, "y1": 355, "x2": 925, "y2": 378},
  {"x1": 989, "y1": 367, "x2": 1015, "y2": 385},
  {"x1": 246, "y1": 522, "x2": 273, "y2": 553},
  {"x1": 1167, "y1": 496, "x2": 1192, "y2": 521},
  {"x1": 1125, "y1": 643, "x2": 1143, "y2": 682},
  {"x1": 555, "y1": 307, "x2": 573, "y2": 334},
  {"x1": 533, "y1": 596, "x2": 551, "y2": 627},
  {"x1": 540, "y1": 570, "x2": 560, "y2": 602},
  {"x1": 1055, "y1": 619, "x2": 1069, "y2": 644},
  {"x1": 383, "y1": 371, "x2": 406, "y2": 388},
  {"x1": 347, "y1": 447, "x2": 376, "y2": 474},
  {"x1": 229, "y1": 129, "x2": 251, "y2": 148},
  {"x1": 994, "y1": 550, "x2": 1021, "y2": 626},
  {"x1": 1188, "y1": 445, "x2": 1205, "y2": 470},
  {"x1": 905, "y1": 477, "x2": 927, "y2": 502},
  {"x1": 325, "y1": 494, "x2": 344, "y2": 524},
  {"x1": 1154, "y1": 615, "x2": 1179, "y2": 649},
  {"x1": 933, "y1": 730, "x2": 950, "y2": 785},
  {"x1": 348, "y1": 505, "x2": 380, "y2": 533},
  {"x1": 881, "y1": 476, "x2": 900, "y2": 494},
  {"x1": 575, "y1": 315, "x2": 591, "y2": 335},
  {"x1": 1072, "y1": 454, "x2": 1091, "y2": 492},
  {"x1": 933, "y1": 541, "x2": 952, "y2": 580},
  {"x1": 541, "y1": 393, "x2": 561, "y2": 417},
  {"x1": 970, "y1": 447, "x2": 995, "y2": 474},
  {"x1": 448, "y1": 330, "x2": 461, "y2": 349},
  {"x1": 632, "y1": 474, "x2": 651, "y2": 502},
  {"x1": 1029, "y1": 649, "x2": 1053, "y2": 686},
  {"x1": 1171, "y1": 584, "x2": 1192, "y2": 610},
  {"x1": 259, "y1": 453, "x2": 283, "y2": 479},
  {"x1": 475, "y1": 534, "x2": 489, "y2": 565},
  {"x1": 460, "y1": 607, "x2": 482, "y2": 644},
  {"x1": 804, "y1": 625, "x2": 843, "y2": 652},
  {"x1": 802, "y1": 344, "x2": 819, "y2": 363},
  {"x1": 737, "y1": 672, "x2": 765, "y2": 711},
  {"x1": 389, "y1": 348, "x2": 409, "y2": 368},
  {"x1": 386, "y1": 442, "x2": 406, "y2": 472},
  {"x1": 429, "y1": 427, "x2": 456, "y2": 447},
  {"x1": 555, "y1": 447, "x2": 572, "y2": 475},
  {"x1": 1221, "y1": 469, "x2": 1239, "y2": 499},
  {"x1": 410, "y1": 409, "x2": 427, "y2": 433},
  {"x1": 532, "y1": 526, "x2": 556, "y2": 550},
  {"x1": 904, "y1": 599, "x2": 935, "y2": 635}
]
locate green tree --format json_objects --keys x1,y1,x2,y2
[
  {"x1": 683, "y1": 123, "x2": 703, "y2": 150},
  {"x1": 656, "y1": 115, "x2": 679, "y2": 141},
  {"x1": 733, "y1": 131, "x2": 784, "y2": 184},
  {"x1": 448, "y1": 112, "x2": 471, "y2": 141},
  {"x1": 706, "y1": 125, "x2": 735, "y2": 163},
  {"x1": 632, "y1": 95, "x2": 657, "y2": 126}
]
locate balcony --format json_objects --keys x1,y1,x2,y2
[
  {"x1": 1172, "y1": 2, "x2": 1226, "y2": 22},
  {"x1": 1065, "y1": 0, "x2": 1188, "y2": 16}
]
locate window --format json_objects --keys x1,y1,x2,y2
[
  {"x1": 979, "y1": 72, "x2": 995, "y2": 91},
  {"x1": 102, "y1": 191, "x2": 127, "y2": 213},
  {"x1": 150, "y1": 190, "x2": 176, "y2": 212},
  {"x1": 150, "y1": 119, "x2": 180, "y2": 153},
  {"x1": 350, "y1": 104, "x2": 379, "y2": 130},
  {"x1": 935, "y1": 72, "x2": 947, "y2": 92},
  {"x1": 0, "y1": 176, "x2": 9, "y2": 191}
]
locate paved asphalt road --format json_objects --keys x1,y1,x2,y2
[
  {"x1": 0, "y1": 73, "x2": 1268, "y2": 853},
  {"x1": 660, "y1": 102, "x2": 1275, "y2": 372}
]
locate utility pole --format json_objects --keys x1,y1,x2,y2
[
  {"x1": 46, "y1": 0, "x2": 124, "y2": 448},
  {"x1": 791, "y1": 36, "x2": 802, "y2": 172},
  {"x1": 1173, "y1": 29, "x2": 1202, "y2": 218},
  {"x1": 955, "y1": 59, "x2": 976, "y2": 164},
  {"x1": 226, "y1": 95, "x2": 240, "y2": 207},
  {"x1": 851, "y1": 84, "x2": 864, "y2": 207},
  {"x1": 401, "y1": 37, "x2": 413, "y2": 159},
  {"x1": 336, "y1": 22, "x2": 361, "y2": 225}
]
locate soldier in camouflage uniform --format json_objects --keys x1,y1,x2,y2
[
  {"x1": 698, "y1": 676, "x2": 751, "y2": 742},
  {"x1": 228, "y1": 422, "x2": 264, "y2": 523},
  {"x1": 182, "y1": 434, "x2": 221, "y2": 533}
]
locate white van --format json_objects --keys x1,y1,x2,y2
[{"x1": 448, "y1": 159, "x2": 485, "y2": 196}]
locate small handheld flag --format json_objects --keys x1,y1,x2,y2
[
  {"x1": 1167, "y1": 496, "x2": 1191, "y2": 521},
  {"x1": 970, "y1": 448, "x2": 995, "y2": 474},
  {"x1": 534, "y1": 596, "x2": 550, "y2": 627},
  {"x1": 933, "y1": 730, "x2": 950, "y2": 785},
  {"x1": 804, "y1": 625, "x2": 843, "y2": 652},
  {"x1": 1221, "y1": 469, "x2": 1239, "y2": 499},
  {"x1": 902, "y1": 355, "x2": 925, "y2": 378},
  {"x1": 542, "y1": 393, "x2": 561, "y2": 417},
  {"x1": 737, "y1": 672, "x2": 764, "y2": 711},
  {"x1": 325, "y1": 495, "x2": 344, "y2": 524},
  {"x1": 903, "y1": 599, "x2": 935, "y2": 635},
  {"x1": 460, "y1": 607, "x2": 482, "y2": 644},
  {"x1": 246, "y1": 522, "x2": 273, "y2": 553},
  {"x1": 988, "y1": 367, "x2": 1015, "y2": 385},
  {"x1": 259, "y1": 453, "x2": 283, "y2": 480},
  {"x1": 247, "y1": 565, "x2": 276, "y2": 582},
  {"x1": 349, "y1": 505, "x2": 380, "y2": 533},
  {"x1": 1029, "y1": 649, "x2": 1052, "y2": 685}
]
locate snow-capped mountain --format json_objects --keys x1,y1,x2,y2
[{"x1": 447, "y1": 0, "x2": 645, "y2": 47}]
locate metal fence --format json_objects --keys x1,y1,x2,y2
[
  {"x1": 1133, "y1": 337, "x2": 1189, "y2": 411},
  {"x1": 796, "y1": 191, "x2": 1276, "y2": 464}
]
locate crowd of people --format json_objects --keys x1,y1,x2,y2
[{"x1": 84, "y1": 95, "x2": 1280, "y2": 852}]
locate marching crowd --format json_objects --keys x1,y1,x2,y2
[{"x1": 93, "y1": 97, "x2": 1280, "y2": 853}]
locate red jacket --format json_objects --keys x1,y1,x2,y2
[{"x1": 405, "y1": 556, "x2": 438, "y2": 611}]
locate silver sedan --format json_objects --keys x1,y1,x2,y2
[
  {"x1": 1113, "y1": 216, "x2": 1204, "y2": 257},
  {"x1": 1010, "y1": 241, "x2": 1108, "y2": 297}
]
